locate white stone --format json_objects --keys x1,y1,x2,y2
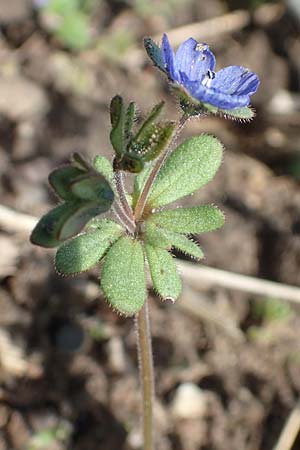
[{"x1": 171, "y1": 382, "x2": 207, "y2": 420}]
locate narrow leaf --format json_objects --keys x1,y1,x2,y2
[
  {"x1": 125, "y1": 101, "x2": 137, "y2": 140},
  {"x1": 55, "y1": 220, "x2": 123, "y2": 275},
  {"x1": 147, "y1": 135, "x2": 223, "y2": 207},
  {"x1": 134, "y1": 101, "x2": 164, "y2": 141},
  {"x1": 110, "y1": 95, "x2": 126, "y2": 157},
  {"x1": 144, "y1": 222, "x2": 204, "y2": 260},
  {"x1": 145, "y1": 244, "x2": 181, "y2": 301},
  {"x1": 129, "y1": 122, "x2": 175, "y2": 163},
  {"x1": 101, "y1": 236, "x2": 146, "y2": 315},
  {"x1": 148, "y1": 205, "x2": 224, "y2": 234},
  {"x1": 144, "y1": 37, "x2": 166, "y2": 73}
]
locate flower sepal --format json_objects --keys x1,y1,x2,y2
[{"x1": 171, "y1": 82, "x2": 255, "y2": 120}]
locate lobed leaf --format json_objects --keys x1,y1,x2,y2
[
  {"x1": 148, "y1": 205, "x2": 224, "y2": 234},
  {"x1": 101, "y1": 236, "x2": 146, "y2": 315},
  {"x1": 55, "y1": 219, "x2": 123, "y2": 275},
  {"x1": 145, "y1": 244, "x2": 181, "y2": 301},
  {"x1": 147, "y1": 135, "x2": 223, "y2": 207}
]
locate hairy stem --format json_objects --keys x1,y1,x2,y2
[
  {"x1": 134, "y1": 113, "x2": 188, "y2": 221},
  {"x1": 135, "y1": 300, "x2": 155, "y2": 450},
  {"x1": 113, "y1": 159, "x2": 136, "y2": 234},
  {"x1": 114, "y1": 168, "x2": 135, "y2": 221},
  {"x1": 112, "y1": 201, "x2": 135, "y2": 235}
]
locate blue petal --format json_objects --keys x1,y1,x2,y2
[
  {"x1": 175, "y1": 39, "x2": 216, "y2": 82},
  {"x1": 211, "y1": 66, "x2": 259, "y2": 96},
  {"x1": 235, "y1": 71, "x2": 260, "y2": 96},
  {"x1": 161, "y1": 34, "x2": 177, "y2": 81},
  {"x1": 181, "y1": 75, "x2": 251, "y2": 109}
]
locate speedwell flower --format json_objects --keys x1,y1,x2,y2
[{"x1": 145, "y1": 34, "x2": 260, "y2": 114}]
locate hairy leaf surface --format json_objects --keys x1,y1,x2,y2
[
  {"x1": 148, "y1": 205, "x2": 224, "y2": 233},
  {"x1": 55, "y1": 220, "x2": 123, "y2": 275},
  {"x1": 101, "y1": 236, "x2": 146, "y2": 315},
  {"x1": 145, "y1": 244, "x2": 181, "y2": 301},
  {"x1": 147, "y1": 135, "x2": 223, "y2": 207}
]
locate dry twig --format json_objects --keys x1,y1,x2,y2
[{"x1": 272, "y1": 400, "x2": 300, "y2": 450}]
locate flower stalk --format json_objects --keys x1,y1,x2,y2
[{"x1": 134, "y1": 113, "x2": 188, "y2": 222}]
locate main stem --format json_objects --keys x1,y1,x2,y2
[{"x1": 135, "y1": 299, "x2": 154, "y2": 450}]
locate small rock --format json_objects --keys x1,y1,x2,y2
[{"x1": 171, "y1": 383, "x2": 207, "y2": 420}]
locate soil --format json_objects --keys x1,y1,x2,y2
[{"x1": 1, "y1": 1, "x2": 300, "y2": 449}]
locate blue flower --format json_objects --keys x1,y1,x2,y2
[{"x1": 158, "y1": 34, "x2": 259, "y2": 110}]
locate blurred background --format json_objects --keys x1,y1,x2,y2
[{"x1": 1, "y1": 0, "x2": 300, "y2": 449}]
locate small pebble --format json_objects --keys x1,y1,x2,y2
[{"x1": 171, "y1": 382, "x2": 207, "y2": 420}]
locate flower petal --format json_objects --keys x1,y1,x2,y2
[
  {"x1": 175, "y1": 39, "x2": 216, "y2": 81},
  {"x1": 161, "y1": 33, "x2": 177, "y2": 81},
  {"x1": 181, "y1": 75, "x2": 251, "y2": 109},
  {"x1": 211, "y1": 66, "x2": 259, "y2": 96},
  {"x1": 234, "y1": 71, "x2": 260, "y2": 96}
]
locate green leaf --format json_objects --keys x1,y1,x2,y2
[
  {"x1": 144, "y1": 222, "x2": 204, "y2": 260},
  {"x1": 129, "y1": 122, "x2": 175, "y2": 163},
  {"x1": 55, "y1": 219, "x2": 123, "y2": 275},
  {"x1": 70, "y1": 174, "x2": 114, "y2": 204},
  {"x1": 148, "y1": 205, "x2": 224, "y2": 234},
  {"x1": 147, "y1": 135, "x2": 223, "y2": 207},
  {"x1": 203, "y1": 103, "x2": 255, "y2": 121},
  {"x1": 58, "y1": 201, "x2": 113, "y2": 241},
  {"x1": 145, "y1": 244, "x2": 181, "y2": 301},
  {"x1": 110, "y1": 95, "x2": 126, "y2": 157},
  {"x1": 144, "y1": 37, "x2": 166, "y2": 73},
  {"x1": 93, "y1": 155, "x2": 114, "y2": 185},
  {"x1": 125, "y1": 101, "x2": 137, "y2": 140},
  {"x1": 49, "y1": 166, "x2": 83, "y2": 200},
  {"x1": 31, "y1": 199, "x2": 114, "y2": 248},
  {"x1": 30, "y1": 202, "x2": 79, "y2": 248},
  {"x1": 101, "y1": 236, "x2": 146, "y2": 315},
  {"x1": 134, "y1": 101, "x2": 164, "y2": 140}
]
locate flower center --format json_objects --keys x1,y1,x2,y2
[{"x1": 202, "y1": 69, "x2": 215, "y2": 87}]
